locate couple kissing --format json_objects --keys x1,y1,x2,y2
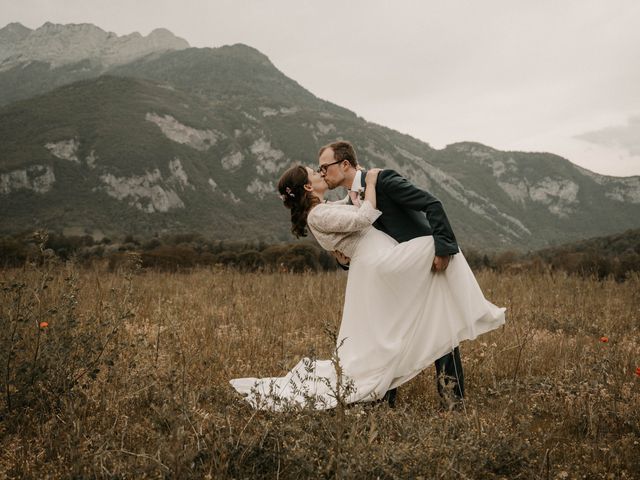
[{"x1": 230, "y1": 141, "x2": 505, "y2": 411}]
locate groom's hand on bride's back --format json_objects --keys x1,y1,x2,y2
[
  {"x1": 332, "y1": 250, "x2": 351, "y2": 268},
  {"x1": 431, "y1": 255, "x2": 451, "y2": 273}
]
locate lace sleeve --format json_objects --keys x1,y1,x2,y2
[{"x1": 309, "y1": 200, "x2": 382, "y2": 234}]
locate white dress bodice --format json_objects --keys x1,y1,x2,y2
[{"x1": 307, "y1": 200, "x2": 382, "y2": 258}]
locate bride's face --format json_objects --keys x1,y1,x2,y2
[{"x1": 305, "y1": 167, "x2": 328, "y2": 194}]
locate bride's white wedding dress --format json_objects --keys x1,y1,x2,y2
[{"x1": 230, "y1": 201, "x2": 505, "y2": 410}]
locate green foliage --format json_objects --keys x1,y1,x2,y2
[
  {"x1": 0, "y1": 236, "x2": 30, "y2": 267},
  {"x1": 465, "y1": 228, "x2": 640, "y2": 281},
  {"x1": 0, "y1": 234, "x2": 134, "y2": 417},
  {"x1": 4, "y1": 228, "x2": 640, "y2": 280}
]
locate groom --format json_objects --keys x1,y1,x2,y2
[{"x1": 318, "y1": 140, "x2": 464, "y2": 409}]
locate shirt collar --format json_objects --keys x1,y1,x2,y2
[{"x1": 350, "y1": 170, "x2": 363, "y2": 192}]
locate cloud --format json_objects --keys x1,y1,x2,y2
[{"x1": 575, "y1": 116, "x2": 640, "y2": 156}]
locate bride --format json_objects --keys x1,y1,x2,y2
[{"x1": 229, "y1": 165, "x2": 505, "y2": 410}]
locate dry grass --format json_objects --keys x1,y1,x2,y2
[{"x1": 1, "y1": 256, "x2": 639, "y2": 479}]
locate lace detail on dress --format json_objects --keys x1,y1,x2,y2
[{"x1": 307, "y1": 200, "x2": 382, "y2": 258}]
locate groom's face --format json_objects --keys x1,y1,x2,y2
[{"x1": 318, "y1": 148, "x2": 345, "y2": 190}]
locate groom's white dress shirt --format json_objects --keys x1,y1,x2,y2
[{"x1": 350, "y1": 171, "x2": 364, "y2": 198}]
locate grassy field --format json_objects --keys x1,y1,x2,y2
[{"x1": 1, "y1": 258, "x2": 639, "y2": 479}]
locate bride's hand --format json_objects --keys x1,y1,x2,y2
[{"x1": 365, "y1": 168, "x2": 383, "y2": 185}]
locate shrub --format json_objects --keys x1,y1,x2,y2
[
  {"x1": 140, "y1": 245, "x2": 207, "y2": 271},
  {"x1": 0, "y1": 252, "x2": 134, "y2": 419},
  {"x1": 0, "y1": 237, "x2": 30, "y2": 267}
]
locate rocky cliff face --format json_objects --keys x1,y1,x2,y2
[{"x1": 0, "y1": 22, "x2": 189, "y2": 70}]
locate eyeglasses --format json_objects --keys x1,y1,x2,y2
[{"x1": 317, "y1": 160, "x2": 342, "y2": 174}]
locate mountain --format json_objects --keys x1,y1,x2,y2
[
  {"x1": 425, "y1": 143, "x2": 640, "y2": 247},
  {"x1": 0, "y1": 22, "x2": 188, "y2": 69},
  {"x1": 0, "y1": 22, "x2": 189, "y2": 106},
  {"x1": 0, "y1": 23, "x2": 639, "y2": 251},
  {"x1": 0, "y1": 75, "x2": 280, "y2": 241}
]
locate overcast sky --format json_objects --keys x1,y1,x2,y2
[{"x1": 2, "y1": 0, "x2": 640, "y2": 176}]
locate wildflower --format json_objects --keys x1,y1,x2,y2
[
  {"x1": 39, "y1": 321, "x2": 48, "y2": 329},
  {"x1": 636, "y1": 367, "x2": 640, "y2": 377},
  {"x1": 599, "y1": 336, "x2": 608, "y2": 343}
]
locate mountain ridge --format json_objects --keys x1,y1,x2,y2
[
  {"x1": 0, "y1": 21, "x2": 189, "y2": 71},
  {"x1": 0, "y1": 22, "x2": 638, "y2": 251}
]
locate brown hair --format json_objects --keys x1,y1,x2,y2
[
  {"x1": 277, "y1": 165, "x2": 320, "y2": 238},
  {"x1": 318, "y1": 141, "x2": 358, "y2": 168}
]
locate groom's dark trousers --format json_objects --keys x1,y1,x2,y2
[{"x1": 358, "y1": 169, "x2": 464, "y2": 406}]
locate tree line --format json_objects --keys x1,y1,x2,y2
[
  {"x1": 1, "y1": 229, "x2": 639, "y2": 280},
  {"x1": 0, "y1": 232, "x2": 338, "y2": 273}
]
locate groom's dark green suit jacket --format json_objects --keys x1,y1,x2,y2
[{"x1": 359, "y1": 169, "x2": 459, "y2": 257}]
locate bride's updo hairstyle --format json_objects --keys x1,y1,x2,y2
[{"x1": 277, "y1": 165, "x2": 320, "y2": 238}]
